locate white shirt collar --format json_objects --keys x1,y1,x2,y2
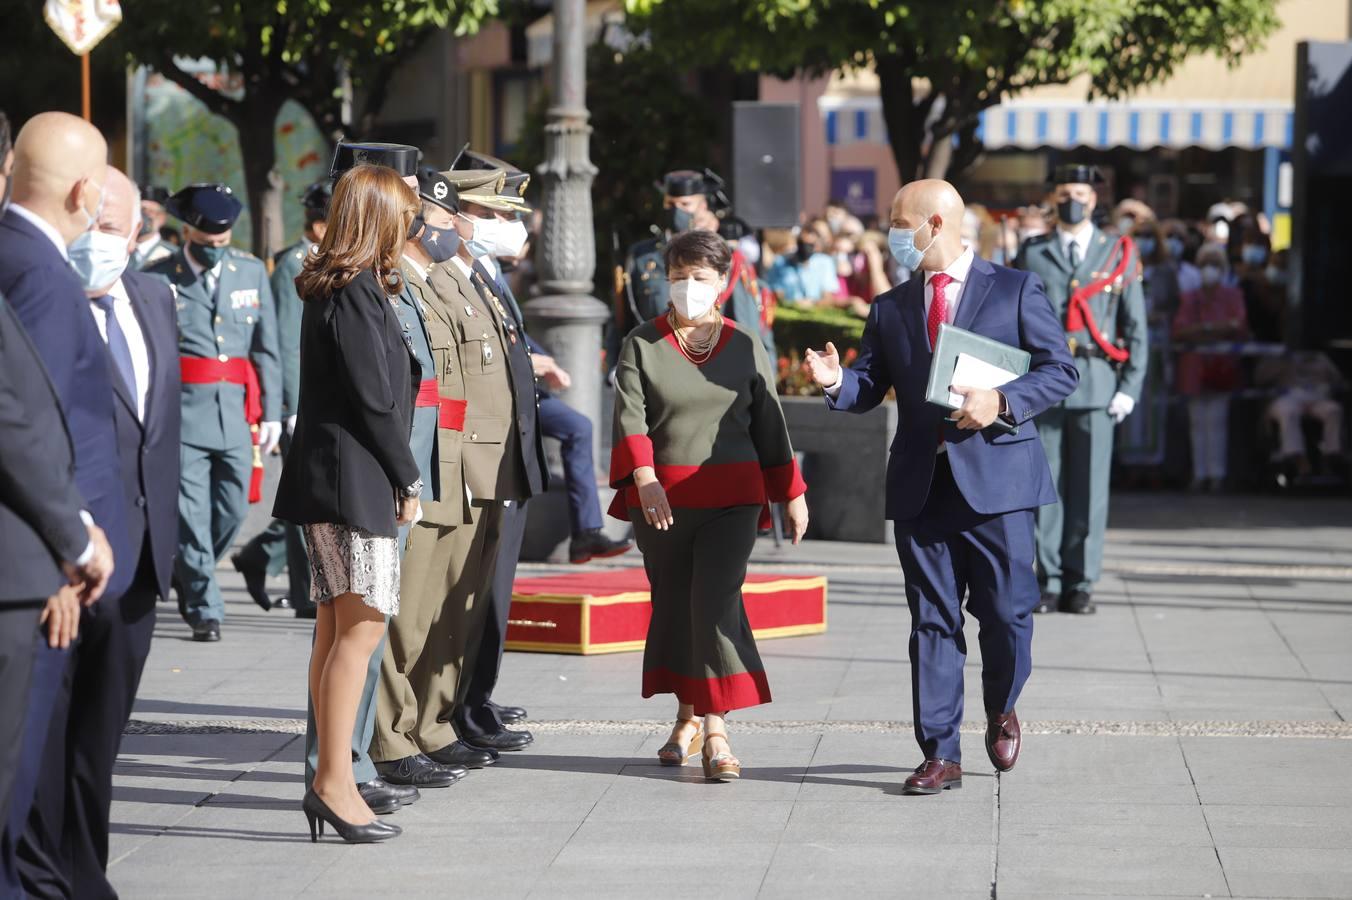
[
  {"x1": 1057, "y1": 223, "x2": 1093, "y2": 257},
  {"x1": 136, "y1": 233, "x2": 161, "y2": 254},
  {"x1": 9, "y1": 204, "x2": 69, "y2": 260},
  {"x1": 400, "y1": 253, "x2": 430, "y2": 281},
  {"x1": 925, "y1": 246, "x2": 976, "y2": 287},
  {"x1": 448, "y1": 255, "x2": 473, "y2": 278}
]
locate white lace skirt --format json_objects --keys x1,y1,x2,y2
[{"x1": 303, "y1": 523, "x2": 400, "y2": 616}]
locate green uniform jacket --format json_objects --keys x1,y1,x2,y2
[
  {"x1": 624, "y1": 235, "x2": 773, "y2": 356},
  {"x1": 271, "y1": 240, "x2": 309, "y2": 419},
  {"x1": 148, "y1": 247, "x2": 281, "y2": 450},
  {"x1": 1017, "y1": 227, "x2": 1148, "y2": 410}
]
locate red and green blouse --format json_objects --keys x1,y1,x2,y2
[{"x1": 609, "y1": 316, "x2": 807, "y2": 519}]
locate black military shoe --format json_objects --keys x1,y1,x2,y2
[
  {"x1": 1060, "y1": 590, "x2": 1097, "y2": 615},
  {"x1": 230, "y1": 553, "x2": 272, "y2": 611},
  {"x1": 191, "y1": 620, "x2": 221, "y2": 642},
  {"x1": 357, "y1": 778, "x2": 411, "y2": 814},
  {"x1": 569, "y1": 529, "x2": 633, "y2": 565},
  {"x1": 489, "y1": 701, "x2": 528, "y2": 725},
  {"x1": 374, "y1": 754, "x2": 463, "y2": 788},
  {"x1": 426, "y1": 741, "x2": 497, "y2": 769},
  {"x1": 1033, "y1": 592, "x2": 1059, "y2": 614},
  {"x1": 462, "y1": 728, "x2": 534, "y2": 752}
]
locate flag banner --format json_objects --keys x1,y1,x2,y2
[{"x1": 45, "y1": 0, "x2": 122, "y2": 55}]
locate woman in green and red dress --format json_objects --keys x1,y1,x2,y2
[{"x1": 610, "y1": 230, "x2": 809, "y2": 781}]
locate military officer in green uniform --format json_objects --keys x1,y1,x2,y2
[
  {"x1": 231, "y1": 179, "x2": 332, "y2": 616},
  {"x1": 147, "y1": 184, "x2": 282, "y2": 641},
  {"x1": 1017, "y1": 164, "x2": 1148, "y2": 615},
  {"x1": 619, "y1": 170, "x2": 771, "y2": 354}
]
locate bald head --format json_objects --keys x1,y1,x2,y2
[
  {"x1": 889, "y1": 179, "x2": 966, "y2": 272},
  {"x1": 97, "y1": 166, "x2": 139, "y2": 245},
  {"x1": 11, "y1": 112, "x2": 108, "y2": 246}
]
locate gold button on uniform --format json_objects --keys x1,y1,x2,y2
[{"x1": 470, "y1": 432, "x2": 478, "y2": 441}]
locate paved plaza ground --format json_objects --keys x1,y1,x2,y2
[{"x1": 108, "y1": 491, "x2": 1352, "y2": 899}]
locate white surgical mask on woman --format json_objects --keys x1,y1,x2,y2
[
  {"x1": 69, "y1": 229, "x2": 132, "y2": 293},
  {"x1": 669, "y1": 278, "x2": 720, "y2": 320}
]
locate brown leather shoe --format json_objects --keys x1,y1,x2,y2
[
  {"x1": 902, "y1": 758, "x2": 962, "y2": 795},
  {"x1": 986, "y1": 710, "x2": 1021, "y2": 772}
]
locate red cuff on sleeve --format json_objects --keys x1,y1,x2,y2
[
  {"x1": 609, "y1": 434, "x2": 655, "y2": 488},
  {"x1": 762, "y1": 460, "x2": 807, "y2": 503}
]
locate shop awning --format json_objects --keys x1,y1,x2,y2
[{"x1": 821, "y1": 97, "x2": 1294, "y2": 151}]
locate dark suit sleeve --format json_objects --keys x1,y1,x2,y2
[
  {"x1": 826, "y1": 299, "x2": 893, "y2": 414},
  {"x1": 0, "y1": 304, "x2": 89, "y2": 564},
  {"x1": 330, "y1": 282, "x2": 421, "y2": 490},
  {"x1": 999, "y1": 272, "x2": 1080, "y2": 424}
]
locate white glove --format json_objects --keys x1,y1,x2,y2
[
  {"x1": 284, "y1": 414, "x2": 297, "y2": 436},
  {"x1": 1107, "y1": 392, "x2": 1135, "y2": 424},
  {"x1": 258, "y1": 420, "x2": 283, "y2": 455}
]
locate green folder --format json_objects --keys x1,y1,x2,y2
[{"x1": 925, "y1": 323, "x2": 1030, "y2": 435}]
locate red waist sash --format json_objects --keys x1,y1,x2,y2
[
  {"x1": 180, "y1": 356, "x2": 265, "y2": 503},
  {"x1": 416, "y1": 379, "x2": 439, "y2": 407}
]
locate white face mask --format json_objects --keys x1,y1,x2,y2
[
  {"x1": 1200, "y1": 264, "x2": 1223, "y2": 286},
  {"x1": 492, "y1": 219, "x2": 528, "y2": 258},
  {"x1": 461, "y1": 214, "x2": 494, "y2": 258},
  {"x1": 669, "y1": 277, "x2": 720, "y2": 320},
  {"x1": 69, "y1": 229, "x2": 132, "y2": 293}
]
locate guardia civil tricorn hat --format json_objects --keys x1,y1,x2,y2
[
  {"x1": 164, "y1": 184, "x2": 242, "y2": 234},
  {"x1": 1049, "y1": 163, "x2": 1106, "y2": 187},
  {"x1": 300, "y1": 179, "x2": 333, "y2": 214},
  {"x1": 329, "y1": 141, "x2": 420, "y2": 178}
]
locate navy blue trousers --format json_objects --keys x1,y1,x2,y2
[
  {"x1": 536, "y1": 395, "x2": 602, "y2": 535},
  {"x1": 893, "y1": 454, "x2": 1039, "y2": 763}
]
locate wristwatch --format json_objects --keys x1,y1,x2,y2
[{"x1": 399, "y1": 478, "x2": 424, "y2": 500}]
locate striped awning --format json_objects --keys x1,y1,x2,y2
[{"x1": 820, "y1": 97, "x2": 1294, "y2": 151}]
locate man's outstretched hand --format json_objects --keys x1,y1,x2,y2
[{"x1": 803, "y1": 342, "x2": 842, "y2": 389}]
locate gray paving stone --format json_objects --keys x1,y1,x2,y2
[
  {"x1": 1218, "y1": 846, "x2": 1352, "y2": 899},
  {"x1": 996, "y1": 844, "x2": 1228, "y2": 896}
]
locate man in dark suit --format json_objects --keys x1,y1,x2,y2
[
  {"x1": 806, "y1": 180, "x2": 1078, "y2": 794},
  {"x1": 17, "y1": 167, "x2": 181, "y2": 900},
  {"x1": 0, "y1": 112, "x2": 128, "y2": 895}
]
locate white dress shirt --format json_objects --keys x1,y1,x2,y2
[
  {"x1": 9, "y1": 204, "x2": 69, "y2": 259},
  {"x1": 1058, "y1": 224, "x2": 1093, "y2": 267},
  {"x1": 401, "y1": 253, "x2": 430, "y2": 282},
  {"x1": 136, "y1": 233, "x2": 163, "y2": 257},
  {"x1": 89, "y1": 279, "x2": 152, "y2": 420},
  {"x1": 448, "y1": 255, "x2": 473, "y2": 279}
]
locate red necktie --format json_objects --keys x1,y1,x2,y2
[{"x1": 927, "y1": 272, "x2": 952, "y2": 349}]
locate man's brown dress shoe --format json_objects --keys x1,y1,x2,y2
[
  {"x1": 902, "y1": 759, "x2": 962, "y2": 795},
  {"x1": 986, "y1": 710, "x2": 1021, "y2": 771}
]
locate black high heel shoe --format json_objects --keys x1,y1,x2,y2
[{"x1": 302, "y1": 789, "x2": 402, "y2": 844}]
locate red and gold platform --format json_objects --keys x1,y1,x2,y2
[{"x1": 505, "y1": 567, "x2": 828, "y2": 655}]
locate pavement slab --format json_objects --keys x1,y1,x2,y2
[{"x1": 106, "y1": 491, "x2": 1352, "y2": 898}]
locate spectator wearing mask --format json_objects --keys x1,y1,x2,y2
[
  {"x1": 824, "y1": 198, "x2": 863, "y2": 237},
  {"x1": 763, "y1": 224, "x2": 843, "y2": 305},
  {"x1": 130, "y1": 185, "x2": 174, "y2": 270},
  {"x1": 1256, "y1": 351, "x2": 1347, "y2": 477},
  {"x1": 1234, "y1": 226, "x2": 1283, "y2": 343},
  {"x1": 1173, "y1": 246, "x2": 1248, "y2": 491},
  {"x1": 1117, "y1": 219, "x2": 1179, "y2": 473},
  {"x1": 1162, "y1": 219, "x2": 1202, "y2": 294}
]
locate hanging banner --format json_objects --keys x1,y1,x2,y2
[{"x1": 45, "y1": 0, "x2": 122, "y2": 55}]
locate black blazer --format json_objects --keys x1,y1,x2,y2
[
  {"x1": 274, "y1": 269, "x2": 421, "y2": 537},
  {"x1": 111, "y1": 272, "x2": 183, "y2": 600},
  {"x1": 0, "y1": 292, "x2": 89, "y2": 603}
]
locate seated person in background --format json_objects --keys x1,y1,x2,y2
[
  {"x1": 1173, "y1": 246, "x2": 1248, "y2": 492},
  {"x1": 762, "y1": 224, "x2": 843, "y2": 305},
  {"x1": 1256, "y1": 350, "x2": 1348, "y2": 476}
]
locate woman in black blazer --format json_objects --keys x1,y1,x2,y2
[{"x1": 273, "y1": 165, "x2": 422, "y2": 844}]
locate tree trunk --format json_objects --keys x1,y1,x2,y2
[
  {"x1": 236, "y1": 98, "x2": 285, "y2": 260},
  {"x1": 875, "y1": 53, "x2": 929, "y2": 187}
]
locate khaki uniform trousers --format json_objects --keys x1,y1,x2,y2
[{"x1": 370, "y1": 501, "x2": 504, "y2": 761}]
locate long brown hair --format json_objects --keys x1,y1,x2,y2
[{"x1": 296, "y1": 164, "x2": 417, "y2": 302}]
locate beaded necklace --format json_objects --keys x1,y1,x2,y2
[{"x1": 667, "y1": 309, "x2": 723, "y2": 364}]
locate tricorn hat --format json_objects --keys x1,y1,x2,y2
[
  {"x1": 139, "y1": 184, "x2": 171, "y2": 206},
  {"x1": 165, "y1": 183, "x2": 242, "y2": 234},
  {"x1": 330, "y1": 141, "x2": 419, "y2": 178},
  {"x1": 416, "y1": 166, "x2": 460, "y2": 215},
  {"x1": 658, "y1": 169, "x2": 706, "y2": 198},
  {"x1": 1049, "y1": 163, "x2": 1105, "y2": 187},
  {"x1": 300, "y1": 179, "x2": 333, "y2": 215}
]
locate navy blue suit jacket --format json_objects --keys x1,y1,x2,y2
[
  {"x1": 0, "y1": 211, "x2": 133, "y2": 600},
  {"x1": 112, "y1": 271, "x2": 182, "y2": 600},
  {"x1": 828, "y1": 256, "x2": 1078, "y2": 522}
]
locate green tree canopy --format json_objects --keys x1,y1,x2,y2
[
  {"x1": 625, "y1": 0, "x2": 1280, "y2": 183},
  {"x1": 111, "y1": 0, "x2": 500, "y2": 257}
]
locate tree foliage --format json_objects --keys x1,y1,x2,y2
[
  {"x1": 624, "y1": 0, "x2": 1280, "y2": 181},
  {"x1": 106, "y1": 1, "x2": 500, "y2": 256}
]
